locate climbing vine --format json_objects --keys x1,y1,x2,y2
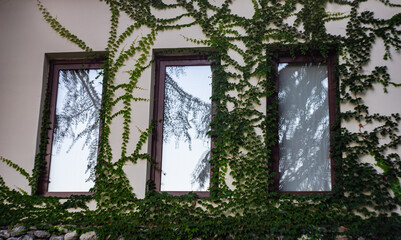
[{"x1": 1, "y1": 0, "x2": 401, "y2": 239}]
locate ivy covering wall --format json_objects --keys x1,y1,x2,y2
[{"x1": 1, "y1": 0, "x2": 401, "y2": 239}]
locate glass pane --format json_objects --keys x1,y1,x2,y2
[
  {"x1": 161, "y1": 65, "x2": 212, "y2": 191},
  {"x1": 48, "y1": 68, "x2": 103, "y2": 192},
  {"x1": 278, "y1": 62, "x2": 331, "y2": 191}
]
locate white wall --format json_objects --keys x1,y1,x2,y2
[
  {"x1": 0, "y1": 0, "x2": 208, "y2": 197},
  {"x1": 0, "y1": 0, "x2": 111, "y2": 194},
  {"x1": 0, "y1": 0, "x2": 400, "y2": 200}
]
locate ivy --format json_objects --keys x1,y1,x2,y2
[{"x1": 1, "y1": 0, "x2": 401, "y2": 239}]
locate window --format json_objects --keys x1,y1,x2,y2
[
  {"x1": 39, "y1": 60, "x2": 104, "y2": 197},
  {"x1": 272, "y1": 54, "x2": 337, "y2": 193},
  {"x1": 151, "y1": 56, "x2": 213, "y2": 197}
]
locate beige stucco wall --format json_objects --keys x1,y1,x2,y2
[
  {"x1": 0, "y1": 0, "x2": 112, "y2": 194},
  {"x1": 0, "y1": 0, "x2": 400, "y2": 202},
  {"x1": 0, "y1": 0, "x2": 212, "y2": 197}
]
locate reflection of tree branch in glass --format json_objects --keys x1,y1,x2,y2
[
  {"x1": 51, "y1": 69, "x2": 103, "y2": 190},
  {"x1": 278, "y1": 62, "x2": 331, "y2": 191},
  {"x1": 161, "y1": 66, "x2": 212, "y2": 191}
]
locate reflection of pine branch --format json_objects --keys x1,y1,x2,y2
[
  {"x1": 53, "y1": 69, "x2": 103, "y2": 181},
  {"x1": 163, "y1": 72, "x2": 211, "y2": 148},
  {"x1": 278, "y1": 63, "x2": 330, "y2": 191},
  {"x1": 191, "y1": 150, "x2": 210, "y2": 190},
  {"x1": 75, "y1": 70, "x2": 101, "y2": 110},
  {"x1": 162, "y1": 67, "x2": 212, "y2": 189}
]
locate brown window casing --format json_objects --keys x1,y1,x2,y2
[
  {"x1": 270, "y1": 53, "x2": 338, "y2": 194},
  {"x1": 151, "y1": 55, "x2": 214, "y2": 197},
  {"x1": 39, "y1": 60, "x2": 104, "y2": 197}
]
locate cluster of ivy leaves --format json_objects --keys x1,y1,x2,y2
[{"x1": 1, "y1": 0, "x2": 401, "y2": 239}]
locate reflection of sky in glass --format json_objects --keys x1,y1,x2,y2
[
  {"x1": 278, "y1": 62, "x2": 331, "y2": 191},
  {"x1": 48, "y1": 69, "x2": 103, "y2": 192},
  {"x1": 161, "y1": 66, "x2": 212, "y2": 191}
]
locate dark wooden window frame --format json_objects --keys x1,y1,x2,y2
[
  {"x1": 151, "y1": 55, "x2": 214, "y2": 198},
  {"x1": 270, "y1": 53, "x2": 338, "y2": 194},
  {"x1": 38, "y1": 59, "x2": 104, "y2": 197}
]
